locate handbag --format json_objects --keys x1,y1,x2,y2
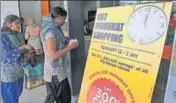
[
  {"x1": 23, "y1": 49, "x2": 45, "y2": 90},
  {"x1": 24, "y1": 63, "x2": 45, "y2": 90}
]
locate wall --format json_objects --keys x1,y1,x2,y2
[
  {"x1": 50, "y1": 1, "x2": 64, "y2": 10},
  {"x1": 97, "y1": 0, "x2": 113, "y2": 8},
  {"x1": 67, "y1": 1, "x2": 85, "y2": 97},
  {"x1": 1, "y1": 1, "x2": 20, "y2": 27},
  {"x1": 84, "y1": 1, "x2": 97, "y2": 20},
  {"x1": 19, "y1": 1, "x2": 42, "y2": 25},
  {"x1": 119, "y1": 1, "x2": 138, "y2": 5}
]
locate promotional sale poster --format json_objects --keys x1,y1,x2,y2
[{"x1": 78, "y1": 2, "x2": 173, "y2": 103}]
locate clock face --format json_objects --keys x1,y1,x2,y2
[{"x1": 127, "y1": 5, "x2": 167, "y2": 44}]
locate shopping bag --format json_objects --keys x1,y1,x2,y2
[{"x1": 24, "y1": 63, "x2": 45, "y2": 90}]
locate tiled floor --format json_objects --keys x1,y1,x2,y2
[
  {"x1": 18, "y1": 54, "x2": 76, "y2": 103},
  {"x1": 20, "y1": 85, "x2": 46, "y2": 103},
  {"x1": 19, "y1": 85, "x2": 78, "y2": 103}
]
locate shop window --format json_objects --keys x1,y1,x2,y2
[
  {"x1": 139, "y1": 0, "x2": 157, "y2": 3},
  {"x1": 119, "y1": 1, "x2": 138, "y2": 6}
]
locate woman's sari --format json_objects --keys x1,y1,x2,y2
[{"x1": 1, "y1": 31, "x2": 25, "y2": 103}]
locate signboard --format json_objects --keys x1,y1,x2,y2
[
  {"x1": 1, "y1": 1, "x2": 20, "y2": 27},
  {"x1": 79, "y1": 2, "x2": 173, "y2": 103},
  {"x1": 164, "y1": 30, "x2": 176, "y2": 103}
]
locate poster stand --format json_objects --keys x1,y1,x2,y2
[{"x1": 78, "y1": 2, "x2": 173, "y2": 103}]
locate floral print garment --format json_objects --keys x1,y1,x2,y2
[{"x1": 1, "y1": 32, "x2": 24, "y2": 82}]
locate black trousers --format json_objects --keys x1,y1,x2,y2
[{"x1": 44, "y1": 76, "x2": 71, "y2": 103}]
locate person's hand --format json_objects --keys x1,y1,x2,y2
[
  {"x1": 68, "y1": 39, "x2": 79, "y2": 50},
  {"x1": 25, "y1": 44, "x2": 32, "y2": 50},
  {"x1": 19, "y1": 44, "x2": 32, "y2": 50}
]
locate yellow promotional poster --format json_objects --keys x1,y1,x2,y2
[{"x1": 78, "y1": 2, "x2": 173, "y2": 103}]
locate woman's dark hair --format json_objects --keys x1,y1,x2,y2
[
  {"x1": 20, "y1": 17, "x2": 24, "y2": 23},
  {"x1": 20, "y1": 17, "x2": 24, "y2": 21},
  {"x1": 1, "y1": 15, "x2": 20, "y2": 32},
  {"x1": 51, "y1": 6, "x2": 67, "y2": 19}
]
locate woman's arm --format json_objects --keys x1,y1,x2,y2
[
  {"x1": 46, "y1": 32, "x2": 78, "y2": 60},
  {"x1": 1, "y1": 34, "x2": 32, "y2": 62},
  {"x1": 46, "y1": 37, "x2": 70, "y2": 60},
  {"x1": 1, "y1": 35, "x2": 22, "y2": 62},
  {"x1": 35, "y1": 25, "x2": 41, "y2": 37},
  {"x1": 25, "y1": 26, "x2": 30, "y2": 40}
]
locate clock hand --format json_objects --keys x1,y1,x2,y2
[
  {"x1": 144, "y1": 13, "x2": 148, "y2": 27},
  {"x1": 144, "y1": 7, "x2": 151, "y2": 29}
]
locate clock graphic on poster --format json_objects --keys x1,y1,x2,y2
[{"x1": 127, "y1": 5, "x2": 167, "y2": 44}]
